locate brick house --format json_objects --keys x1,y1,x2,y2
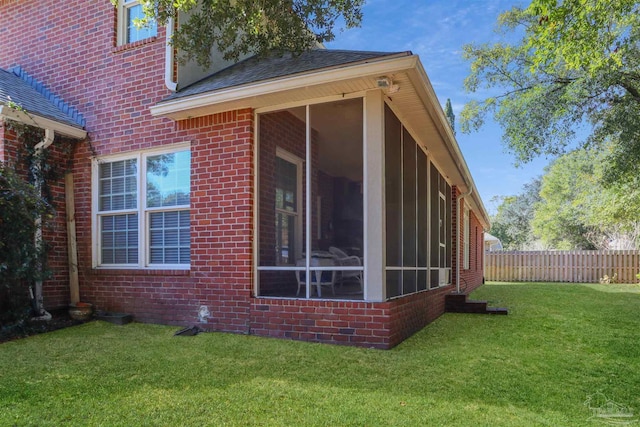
[{"x1": 0, "y1": 0, "x2": 490, "y2": 348}]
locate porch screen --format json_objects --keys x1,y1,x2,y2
[
  {"x1": 257, "y1": 99, "x2": 365, "y2": 300},
  {"x1": 384, "y1": 105, "x2": 451, "y2": 298}
]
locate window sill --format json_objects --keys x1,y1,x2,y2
[
  {"x1": 90, "y1": 268, "x2": 190, "y2": 277},
  {"x1": 112, "y1": 36, "x2": 158, "y2": 54}
]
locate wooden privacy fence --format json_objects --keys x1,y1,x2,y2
[{"x1": 484, "y1": 250, "x2": 640, "y2": 283}]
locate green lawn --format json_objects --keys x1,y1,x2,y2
[{"x1": 1, "y1": 283, "x2": 639, "y2": 426}]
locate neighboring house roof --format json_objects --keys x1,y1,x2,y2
[
  {"x1": 484, "y1": 233, "x2": 503, "y2": 251},
  {"x1": 0, "y1": 67, "x2": 86, "y2": 137},
  {"x1": 166, "y1": 49, "x2": 409, "y2": 101}
]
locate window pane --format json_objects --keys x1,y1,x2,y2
[
  {"x1": 275, "y1": 157, "x2": 298, "y2": 212},
  {"x1": 99, "y1": 159, "x2": 137, "y2": 212},
  {"x1": 149, "y1": 210, "x2": 190, "y2": 265},
  {"x1": 101, "y1": 214, "x2": 138, "y2": 264},
  {"x1": 276, "y1": 212, "x2": 296, "y2": 265},
  {"x1": 127, "y1": 3, "x2": 157, "y2": 44},
  {"x1": 146, "y1": 151, "x2": 191, "y2": 208}
]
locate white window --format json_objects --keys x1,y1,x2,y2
[
  {"x1": 463, "y1": 206, "x2": 470, "y2": 270},
  {"x1": 117, "y1": 0, "x2": 157, "y2": 45},
  {"x1": 274, "y1": 148, "x2": 303, "y2": 266},
  {"x1": 94, "y1": 145, "x2": 190, "y2": 268}
]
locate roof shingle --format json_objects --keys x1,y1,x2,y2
[
  {"x1": 164, "y1": 49, "x2": 410, "y2": 102},
  {"x1": 0, "y1": 67, "x2": 85, "y2": 128}
]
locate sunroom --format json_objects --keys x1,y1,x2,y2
[
  {"x1": 151, "y1": 49, "x2": 487, "y2": 304},
  {"x1": 255, "y1": 96, "x2": 453, "y2": 301}
]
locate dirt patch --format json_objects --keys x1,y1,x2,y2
[{"x1": 0, "y1": 308, "x2": 87, "y2": 344}]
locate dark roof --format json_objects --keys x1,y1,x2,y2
[
  {"x1": 0, "y1": 67, "x2": 85, "y2": 128},
  {"x1": 164, "y1": 49, "x2": 410, "y2": 102}
]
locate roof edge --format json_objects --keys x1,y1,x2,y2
[
  {"x1": 150, "y1": 53, "x2": 417, "y2": 118},
  {"x1": 10, "y1": 66, "x2": 86, "y2": 128},
  {"x1": 0, "y1": 105, "x2": 88, "y2": 139}
]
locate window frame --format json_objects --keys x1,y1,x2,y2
[
  {"x1": 92, "y1": 143, "x2": 191, "y2": 270},
  {"x1": 274, "y1": 147, "x2": 303, "y2": 266},
  {"x1": 116, "y1": 0, "x2": 158, "y2": 46}
]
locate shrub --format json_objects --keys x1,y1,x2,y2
[{"x1": 0, "y1": 163, "x2": 51, "y2": 325}]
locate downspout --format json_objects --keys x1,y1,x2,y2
[
  {"x1": 456, "y1": 185, "x2": 472, "y2": 294},
  {"x1": 32, "y1": 128, "x2": 55, "y2": 320},
  {"x1": 164, "y1": 17, "x2": 177, "y2": 91}
]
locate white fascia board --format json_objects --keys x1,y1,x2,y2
[
  {"x1": 0, "y1": 105, "x2": 87, "y2": 140},
  {"x1": 407, "y1": 62, "x2": 491, "y2": 229},
  {"x1": 150, "y1": 54, "x2": 418, "y2": 119}
]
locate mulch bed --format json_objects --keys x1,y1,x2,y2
[{"x1": 0, "y1": 308, "x2": 86, "y2": 344}]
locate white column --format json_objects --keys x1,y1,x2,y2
[{"x1": 363, "y1": 90, "x2": 385, "y2": 301}]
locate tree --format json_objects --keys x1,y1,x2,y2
[
  {"x1": 116, "y1": 0, "x2": 364, "y2": 67},
  {"x1": 490, "y1": 178, "x2": 541, "y2": 250},
  {"x1": 532, "y1": 148, "x2": 640, "y2": 249},
  {"x1": 461, "y1": 0, "x2": 640, "y2": 186},
  {"x1": 444, "y1": 98, "x2": 455, "y2": 136}
]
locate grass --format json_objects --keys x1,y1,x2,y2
[{"x1": 1, "y1": 282, "x2": 639, "y2": 426}]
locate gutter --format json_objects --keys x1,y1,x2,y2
[
  {"x1": 150, "y1": 54, "x2": 417, "y2": 118},
  {"x1": 0, "y1": 105, "x2": 87, "y2": 139},
  {"x1": 164, "y1": 17, "x2": 177, "y2": 91},
  {"x1": 409, "y1": 61, "x2": 490, "y2": 230}
]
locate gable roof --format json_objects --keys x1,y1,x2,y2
[
  {"x1": 152, "y1": 48, "x2": 490, "y2": 228},
  {"x1": 165, "y1": 49, "x2": 409, "y2": 101},
  {"x1": 0, "y1": 67, "x2": 85, "y2": 131}
]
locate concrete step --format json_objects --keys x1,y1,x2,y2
[{"x1": 445, "y1": 293, "x2": 508, "y2": 315}]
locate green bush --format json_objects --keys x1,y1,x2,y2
[{"x1": 0, "y1": 163, "x2": 51, "y2": 325}]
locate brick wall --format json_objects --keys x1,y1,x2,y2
[
  {"x1": 0, "y1": 1, "x2": 256, "y2": 332},
  {"x1": 0, "y1": 0, "x2": 487, "y2": 348},
  {"x1": 455, "y1": 193, "x2": 485, "y2": 294},
  {"x1": 251, "y1": 282, "x2": 456, "y2": 349},
  {"x1": 82, "y1": 109, "x2": 254, "y2": 331}
]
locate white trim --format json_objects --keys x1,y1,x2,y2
[
  {"x1": 253, "y1": 111, "x2": 260, "y2": 296},
  {"x1": 254, "y1": 91, "x2": 368, "y2": 115},
  {"x1": 364, "y1": 91, "x2": 385, "y2": 301},
  {"x1": 0, "y1": 106, "x2": 86, "y2": 139},
  {"x1": 92, "y1": 142, "x2": 191, "y2": 270},
  {"x1": 304, "y1": 105, "x2": 311, "y2": 298},
  {"x1": 274, "y1": 147, "x2": 304, "y2": 265},
  {"x1": 150, "y1": 55, "x2": 417, "y2": 118}
]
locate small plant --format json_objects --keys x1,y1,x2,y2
[{"x1": 599, "y1": 273, "x2": 618, "y2": 284}]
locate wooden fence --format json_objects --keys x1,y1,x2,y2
[{"x1": 484, "y1": 250, "x2": 640, "y2": 283}]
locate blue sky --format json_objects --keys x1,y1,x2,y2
[{"x1": 327, "y1": 0, "x2": 550, "y2": 215}]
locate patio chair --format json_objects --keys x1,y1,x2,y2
[
  {"x1": 295, "y1": 256, "x2": 337, "y2": 297},
  {"x1": 328, "y1": 246, "x2": 363, "y2": 292}
]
